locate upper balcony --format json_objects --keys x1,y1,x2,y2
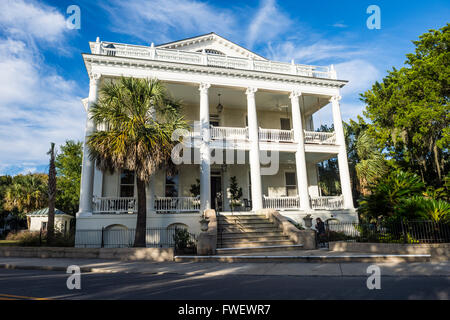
[
  {"x1": 91, "y1": 41, "x2": 337, "y2": 80},
  {"x1": 186, "y1": 125, "x2": 337, "y2": 146}
]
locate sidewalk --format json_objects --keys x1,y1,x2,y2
[{"x1": 1, "y1": 257, "x2": 449, "y2": 277}]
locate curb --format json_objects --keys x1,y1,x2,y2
[
  {"x1": 174, "y1": 254, "x2": 432, "y2": 263},
  {"x1": 0, "y1": 263, "x2": 94, "y2": 273}
]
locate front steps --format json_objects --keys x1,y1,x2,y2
[{"x1": 217, "y1": 214, "x2": 303, "y2": 254}]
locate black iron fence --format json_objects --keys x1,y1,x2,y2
[
  {"x1": 322, "y1": 220, "x2": 450, "y2": 245},
  {"x1": 75, "y1": 227, "x2": 197, "y2": 249}
]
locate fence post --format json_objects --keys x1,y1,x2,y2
[
  {"x1": 101, "y1": 227, "x2": 104, "y2": 248},
  {"x1": 401, "y1": 219, "x2": 408, "y2": 244},
  {"x1": 39, "y1": 229, "x2": 42, "y2": 246}
]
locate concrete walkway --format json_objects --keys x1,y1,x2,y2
[{"x1": 0, "y1": 257, "x2": 449, "y2": 277}]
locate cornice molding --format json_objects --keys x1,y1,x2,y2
[{"x1": 82, "y1": 53, "x2": 347, "y2": 89}]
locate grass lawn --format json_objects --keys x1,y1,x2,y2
[{"x1": 0, "y1": 240, "x2": 20, "y2": 246}]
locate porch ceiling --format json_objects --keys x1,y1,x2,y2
[{"x1": 164, "y1": 82, "x2": 330, "y2": 115}]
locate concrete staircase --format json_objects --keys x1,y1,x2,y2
[{"x1": 217, "y1": 214, "x2": 303, "y2": 254}]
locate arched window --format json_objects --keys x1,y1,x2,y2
[
  {"x1": 103, "y1": 224, "x2": 130, "y2": 248},
  {"x1": 167, "y1": 223, "x2": 188, "y2": 231}
]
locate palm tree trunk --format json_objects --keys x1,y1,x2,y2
[
  {"x1": 134, "y1": 177, "x2": 147, "y2": 247},
  {"x1": 47, "y1": 143, "x2": 56, "y2": 245}
]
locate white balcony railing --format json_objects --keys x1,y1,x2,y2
[
  {"x1": 97, "y1": 42, "x2": 335, "y2": 79},
  {"x1": 154, "y1": 196, "x2": 200, "y2": 213},
  {"x1": 259, "y1": 128, "x2": 294, "y2": 142},
  {"x1": 263, "y1": 196, "x2": 300, "y2": 210},
  {"x1": 304, "y1": 131, "x2": 337, "y2": 145},
  {"x1": 310, "y1": 196, "x2": 344, "y2": 210},
  {"x1": 210, "y1": 126, "x2": 248, "y2": 140},
  {"x1": 93, "y1": 197, "x2": 137, "y2": 214}
]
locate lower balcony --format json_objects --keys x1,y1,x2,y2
[
  {"x1": 92, "y1": 195, "x2": 344, "y2": 214},
  {"x1": 154, "y1": 196, "x2": 200, "y2": 213},
  {"x1": 263, "y1": 195, "x2": 344, "y2": 210},
  {"x1": 93, "y1": 196, "x2": 137, "y2": 214}
]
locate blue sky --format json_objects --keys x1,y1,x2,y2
[{"x1": 0, "y1": 0, "x2": 448, "y2": 175}]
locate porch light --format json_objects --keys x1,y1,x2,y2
[{"x1": 216, "y1": 93, "x2": 223, "y2": 113}]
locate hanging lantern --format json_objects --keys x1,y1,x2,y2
[{"x1": 216, "y1": 93, "x2": 223, "y2": 113}]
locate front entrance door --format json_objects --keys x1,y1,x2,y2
[{"x1": 211, "y1": 175, "x2": 222, "y2": 211}]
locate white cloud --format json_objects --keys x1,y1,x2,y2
[
  {"x1": 0, "y1": 37, "x2": 84, "y2": 175},
  {"x1": 332, "y1": 23, "x2": 348, "y2": 28},
  {"x1": 267, "y1": 40, "x2": 368, "y2": 64},
  {"x1": 102, "y1": 0, "x2": 236, "y2": 42},
  {"x1": 247, "y1": 0, "x2": 291, "y2": 49},
  {"x1": 0, "y1": 0, "x2": 67, "y2": 42},
  {"x1": 0, "y1": 1, "x2": 84, "y2": 175},
  {"x1": 335, "y1": 59, "x2": 380, "y2": 95}
]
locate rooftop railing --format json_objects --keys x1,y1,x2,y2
[{"x1": 94, "y1": 42, "x2": 336, "y2": 79}]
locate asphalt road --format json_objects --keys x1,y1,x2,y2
[{"x1": 0, "y1": 268, "x2": 448, "y2": 300}]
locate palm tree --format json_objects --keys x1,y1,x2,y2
[
  {"x1": 47, "y1": 142, "x2": 56, "y2": 245},
  {"x1": 87, "y1": 77, "x2": 187, "y2": 247},
  {"x1": 4, "y1": 174, "x2": 48, "y2": 217},
  {"x1": 354, "y1": 131, "x2": 388, "y2": 195}
]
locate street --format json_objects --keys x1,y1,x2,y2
[{"x1": 0, "y1": 268, "x2": 448, "y2": 300}]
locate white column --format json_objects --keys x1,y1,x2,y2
[
  {"x1": 246, "y1": 87, "x2": 263, "y2": 211},
  {"x1": 290, "y1": 91, "x2": 311, "y2": 211},
  {"x1": 92, "y1": 166, "x2": 103, "y2": 198},
  {"x1": 199, "y1": 83, "x2": 211, "y2": 211},
  {"x1": 78, "y1": 73, "x2": 100, "y2": 217},
  {"x1": 146, "y1": 175, "x2": 155, "y2": 213},
  {"x1": 331, "y1": 95, "x2": 354, "y2": 209}
]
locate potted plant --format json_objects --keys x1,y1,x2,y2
[{"x1": 229, "y1": 176, "x2": 243, "y2": 212}]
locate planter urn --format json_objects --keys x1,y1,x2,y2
[
  {"x1": 303, "y1": 214, "x2": 313, "y2": 229},
  {"x1": 199, "y1": 217, "x2": 210, "y2": 232}
]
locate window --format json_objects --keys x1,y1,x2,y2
[
  {"x1": 165, "y1": 172, "x2": 179, "y2": 197},
  {"x1": 280, "y1": 118, "x2": 291, "y2": 130},
  {"x1": 120, "y1": 170, "x2": 135, "y2": 197},
  {"x1": 285, "y1": 172, "x2": 297, "y2": 196},
  {"x1": 41, "y1": 221, "x2": 47, "y2": 231}
]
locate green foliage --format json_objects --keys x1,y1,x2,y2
[
  {"x1": 358, "y1": 169, "x2": 425, "y2": 221},
  {"x1": 316, "y1": 124, "x2": 341, "y2": 196},
  {"x1": 344, "y1": 117, "x2": 389, "y2": 200},
  {"x1": 360, "y1": 24, "x2": 449, "y2": 187},
  {"x1": 418, "y1": 198, "x2": 450, "y2": 223},
  {"x1": 173, "y1": 228, "x2": 195, "y2": 250},
  {"x1": 55, "y1": 140, "x2": 82, "y2": 215},
  {"x1": 229, "y1": 176, "x2": 243, "y2": 209},
  {"x1": 3, "y1": 173, "x2": 48, "y2": 218},
  {"x1": 189, "y1": 179, "x2": 200, "y2": 197}
]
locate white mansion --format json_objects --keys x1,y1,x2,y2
[{"x1": 75, "y1": 33, "x2": 357, "y2": 244}]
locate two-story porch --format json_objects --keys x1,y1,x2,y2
[{"x1": 88, "y1": 82, "x2": 353, "y2": 217}]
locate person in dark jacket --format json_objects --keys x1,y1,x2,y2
[
  {"x1": 315, "y1": 218, "x2": 325, "y2": 235},
  {"x1": 315, "y1": 218, "x2": 326, "y2": 247}
]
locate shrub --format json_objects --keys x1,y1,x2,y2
[
  {"x1": 358, "y1": 169, "x2": 425, "y2": 221},
  {"x1": 7, "y1": 231, "x2": 43, "y2": 246},
  {"x1": 5, "y1": 230, "x2": 75, "y2": 247},
  {"x1": 173, "y1": 228, "x2": 195, "y2": 251}
]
